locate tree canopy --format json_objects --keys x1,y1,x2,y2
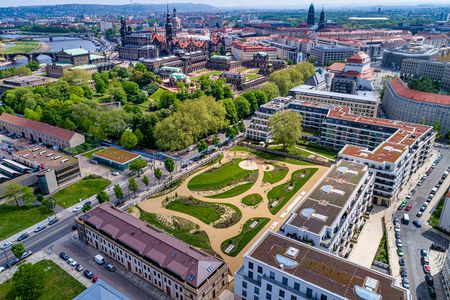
[{"x1": 269, "y1": 110, "x2": 303, "y2": 149}]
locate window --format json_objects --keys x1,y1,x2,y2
[
  {"x1": 294, "y1": 283, "x2": 300, "y2": 291},
  {"x1": 242, "y1": 290, "x2": 247, "y2": 297},
  {"x1": 306, "y1": 288, "x2": 313, "y2": 298},
  {"x1": 282, "y1": 277, "x2": 288, "y2": 285},
  {"x1": 320, "y1": 295, "x2": 327, "y2": 300},
  {"x1": 248, "y1": 262, "x2": 254, "y2": 269},
  {"x1": 279, "y1": 290, "x2": 285, "y2": 297},
  {"x1": 266, "y1": 284, "x2": 272, "y2": 292},
  {"x1": 248, "y1": 271, "x2": 253, "y2": 279},
  {"x1": 266, "y1": 293, "x2": 271, "y2": 300},
  {"x1": 242, "y1": 282, "x2": 247, "y2": 289},
  {"x1": 291, "y1": 296, "x2": 297, "y2": 300},
  {"x1": 254, "y1": 287, "x2": 260, "y2": 295},
  {"x1": 269, "y1": 271, "x2": 275, "y2": 279},
  {"x1": 257, "y1": 266, "x2": 263, "y2": 273}
]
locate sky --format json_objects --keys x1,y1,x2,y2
[{"x1": 3, "y1": 0, "x2": 450, "y2": 8}]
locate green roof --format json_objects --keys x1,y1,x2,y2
[
  {"x1": 170, "y1": 72, "x2": 186, "y2": 80},
  {"x1": 61, "y1": 48, "x2": 89, "y2": 56}
]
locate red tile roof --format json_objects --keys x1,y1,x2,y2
[
  {"x1": 389, "y1": 78, "x2": 450, "y2": 106},
  {"x1": 0, "y1": 113, "x2": 79, "y2": 142},
  {"x1": 81, "y1": 204, "x2": 224, "y2": 289}
]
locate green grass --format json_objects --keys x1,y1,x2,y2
[
  {"x1": 374, "y1": 233, "x2": 389, "y2": 264},
  {"x1": 429, "y1": 197, "x2": 445, "y2": 229},
  {"x1": 268, "y1": 168, "x2": 318, "y2": 214},
  {"x1": 297, "y1": 140, "x2": 339, "y2": 159},
  {"x1": 263, "y1": 164, "x2": 289, "y2": 184},
  {"x1": 188, "y1": 159, "x2": 257, "y2": 191},
  {"x1": 50, "y1": 177, "x2": 111, "y2": 208},
  {"x1": 230, "y1": 145, "x2": 313, "y2": 166},
  {"x1": 0, "y1": 205, "x2": 52, "y2": 241},
  {"x1": 0, "y1": 260, "x2": 85, "y2": 300},
  {"x1": 234, "y1": 67, "x2": 249, "y2": 73},
  {"x1": 81, "y1": 147, "x2": 104, "y2": 159},
  {"x1": 165, "y1": 197, "x2": 242, "y2": 228},
  {"x1": 269, "y1": 145, "x2": 312, "y2": 158},
  {"x1": 241, "y1": 194, "x2": 263, "y2": 206},
  {"x1": 245, "y1": 73, "x2": 261, "y2": 81},
  {"x1": 138, "y1": 207, "x2": 211, "y2": 249},
  {"x1": 149, "y1": 88, "x2": 168, "y2": 101},
  {"x1": 221, "y1": 217, "x2": 270, "y2": 257},
  {"x1": 1, "y1": 41, "x2": 40, "y2": 54},
  {"x1": 207, "y1": 182, "x2": 254, "y2": 199}
]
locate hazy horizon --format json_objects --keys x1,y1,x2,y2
[{"x1": 3, "y1": 0, "x2": 450, "y2": 9}]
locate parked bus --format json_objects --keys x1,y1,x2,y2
[{"x1": 402, "y1": 213, "x2": 410, "y2": 225}]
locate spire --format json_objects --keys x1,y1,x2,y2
[
  {"x1": 318, "y1": 6, "x2": 325, "y2": 31},
  {"x1": 307, "y1": 2, "x2": 315, "y2": 26}
]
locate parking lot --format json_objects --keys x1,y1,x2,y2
[
  {"x1": 392, "y1": 146, "x2": 450, "y2": 300},
  {"x1": 53, "y1": 232, "x2": 170, "y2": 300}
]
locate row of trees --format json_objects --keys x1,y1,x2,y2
[{"x1": 268, "y1": 61, "x2": 316, "y2": 96}]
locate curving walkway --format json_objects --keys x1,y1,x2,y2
[{"x1": 139, "y1": 150, "x2": 328, "y2": 272}]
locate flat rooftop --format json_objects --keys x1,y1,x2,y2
[
  {"x1": 247, "y1": 232, "x2": 407, "y2": 300},
  {"x1": 287, "y1": 160, "x2": 367, "y2": 235},
  {"x1": 93, "y1": 147, "x2": 140, "y2": 165},
  {"x1": 290, "y1": 85, "x2": 379, "y2": 104},
  {"x1": 13, "y1": 147, "x2": 77, "y2": 169}
]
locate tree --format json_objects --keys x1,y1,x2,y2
[
  {"x1": 307, "y1": 55, "x2": 317, "y2": 64},
  {"x1": 142, "y1": 175, "x2": 150, "y2": 190},
  {"x1": 120, "y1": 129, "x2": 138, "y2": 149},
  {"x1": 212, "y1": 135, "x2": 220, "y2": 146},
  {"x1": 221, "y1": 98, "x2": 238, "y2": 124},
  {"x1": 82, "y1": 203, "x2": 92, "y2": 212},
  {"x1": 234, "y1": 96, "x2": 251, "y2": 119},
  {"x1": 164, "y1": 158, "x2": 175, "y2": 175},
  {"x1": 4, "y1": 183, "x2": 26, "y2": 207},
  {"x1": 128, "y1": 177, "x2": 138, "y2": 196},
  {"x1": 21, "y1": 186, "x2": 36, "y2": 206},
  {"x1": 26, "y1": 59, "x2": 40, "y2": 71},
  {"x1": 96, "y1": 190, "x2": 110, "y2": 204},
  {"x1": 198, "y1": 140, "x2": 208, "y2": 152},
  {"x1": 157, "y1": 91, "x2": 177, "y2": 109},
  {"x1": 42, "y1": 198, "x2": 55, "y2": 213},
  {"x1": 11, "y1": 243, "x2": 26, "y2": 258},
  {"x1": 227, "y1": 126, "x2": 238, "y2": 139},
  {"x1": 113, "y1": 184, "x2": 124, "y2": 201},
  {"x1": 154, "y1": 168, "x2": 162, "y2": 182},
  {"x1": 269, "y1": 110, "x2": 302, "y2": 150},
  {"x1": 13, "y1": 263, "x2": 44, "y2": 300},
  {"x1": 129, "y1": 158, "x2": 148, "y2": 175}
]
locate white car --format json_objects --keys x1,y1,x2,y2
[
  {"x1": 111, "y1": 171, "x2": 120, "y2": 176},
  {"x1": 0, "y1": 266, "x2": 5, "y2": 273},
  {"x1": 0, "y1": 241, "x2": 12, "y2": 250},
  {"x1": 72, "y1": 205, "x2": 83, "y2": 212},
  {"x1": 67, "y1": 258, "x2": 77, "y2": 266}
]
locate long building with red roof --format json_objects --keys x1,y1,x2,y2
[{"x1": 383, "y1": 77, "x2": 450, "y2": 134}]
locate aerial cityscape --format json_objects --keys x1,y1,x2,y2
[{"x1": 0, "y1": 1, "x2": 449, "y2": 300}]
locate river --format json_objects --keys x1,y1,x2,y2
[{"x1": 0, "y1": 34, "x2": 98, "y2": 69}]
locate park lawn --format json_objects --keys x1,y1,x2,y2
[
  {"x1": 50, "y1": 177, "x2": 111, "y2": 208},
  {"x1": 263, "y1": 164, "x2": 289, "y2": 184},
  {"x1": 245, "y1": 73, "x2": 261, "y2": 81},
  {"x1": 374, "y1": 233, "x2": 389, "y2": 264},
  {"x1": 230, "y1": 145, "x2": 313, "y2": 166},
  {"x1": 268, "y1": 168, "x2": 318, "y2": 214},
  {"x1": 0, "y1": 205, "x2": 52, "y2": 241},
  {"x1": 0, "y1": 260, "x2": 85, "y2": 300},
  {"x1": 207, "y1": 182, "x2": 254, "y2": 199},
  {"x1": 269, "y1": 145, "x2": 311, "y2": 158},
  {"x1": 429, "y1": 198, "x2": 445, "y2": 229},
  {"x1": 188, "y1": 159, "x2": 257, "y2": 191},
  {"x1": 81, "y1": 147, "x2": 104, "y2": 159},
  {"x1": 150, "y1": 88, "x2": 168, "y2": 101},
  {"x1": 138, "y1": 207, "x2": 211, "y2": 249},
  {"x1": 165, "y1": 197, "x2": 242, "y2": 228},
  {"x1": 221, "y1": 217, "x2": 270, "y2": 257},
  {"x1": 297, "y1": 140, "x2": 339, "y2": 159},
  {"x1": 241, "y1": 194, "x2": 263, "y2": 206},
  {"x1": 2, "y1": 40, "x2": 40, "y2": 54},
  {"x1": 234, "y1": 67, "x2": 248, "y2": 73}
]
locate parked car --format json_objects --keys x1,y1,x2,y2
[
  {"x1": 17, "y1": 232, "x2": 29, "y2": 241},
  {"x1": 396, "y1": 240, "x2": 403, "y2": 248},
  {"x1": 405, "y1": 204, "x2": 413, "y2": 211},
  {"x1": 398, "y1": 202, "x2": 406, "y2": 210},
  {"x1": 34, "y1": 224, "x2": 47, "y2": 233},
  {"x1": 416, "y1": 211, "x2": 423, "y2": 217},
  {"x1": 104, "y1": 263, "x2": 116, "y2": 272},
  {"x1": 395, "y1": 232, "x2": 401, "y2": 239},
  {"x1": 59, "y1": 252, "x2": 70, "y2": 260},
  {"x1": 67, "y1": 258, "x2": 76, "y2": 266},
  {"x1": 425, "y1": 274, "x2": 434, "y2": 286},
  {"x1": 399, "y1": 258, "x2": 405, "y2": 266},
  {"x1": 406, "y1": 194, "x2": 412, "y2": 200},
  {"x1": 421, "y1": 256, "x2": 430, "y2": 265},
  {"x1": 428, "y1": 286, "x2": 436, "y2": 298},
  {"x1": 0, "y1": 242, "x2": 12, "y2": 250},
  {"x1": 397, "y1": 248, "x2": 404, "y2": 257},
  {"x1": 48, "y1": 217, "x2": 59, "y2": 225},
  {"x1": 84, "y1": 270, "x2": 94, "y2": 279},
  {"x1": 413, "y1": 220, "x2": 422, "y2": 228},
  {"x1": 0, "y1": 266, "x2": 4, "y2": 273},
  {"x1": 92, "y1": 276, "x2": 100, "y2": 283},
  {"x1": 402, "y1": 278, "x2": 410, "y2": 289},
  {"x1": 423, "y1": 265, "x2": 431, "y2": 273},
  {"x1": 431, "y1": 243, "x2": 447, "y2": 252},
  {"x1": 8, "y1": 258, "x2": 19, "y2": 267},
  {"x1": 393, "y1": 217, "x2": 400, "y2": 225},
  {"x1": 400, "y1": 267, "x2": 408, "y2": 277},
  {"x1": 420, "y1": 205, "x2": 427, "y2": 212},
  {"x1": 75, "y1": 264, "x2": 83, "y2": 272},
  {"x1": 421, "y1": 249, "x2": 428, "y2": 256},
  {"x1": 94, "y1": 254, "x2": 105, "y2": 265},
  {"x1": 20, "y1": 250, "x2": 32, "y2": 260},
  {"x1": 112, "y1": 171, "x2": 120, "y2": 176},
  {"x1": 72, "y1": 205, "x2": 83, "y2": 212}
]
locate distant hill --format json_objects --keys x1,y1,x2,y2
[{"x1": 0, "y1": 3, "x2": 219, "y2": 17}]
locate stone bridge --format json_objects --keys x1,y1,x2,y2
[{"x1": 3, "y1": 52, "x2": 57, "y2": 62}]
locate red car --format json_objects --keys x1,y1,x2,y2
[
  {"x1": 92, "y1": 276, "x2": 100, "y2": 283},
  {"x1": 405, "y1": 204, "x2": 413, "y2": 211},
  {"x1": 423, "y1": 265, "x2": 431, "y2": 274}
]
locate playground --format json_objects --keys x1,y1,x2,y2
[{"x1": 137, "y1": 146, "x2": 328, "y2": 272}]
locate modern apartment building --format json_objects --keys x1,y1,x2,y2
[
  {"x1": 289, "y1": 85, "x2": 379, "y2": 117},
  {"x1": 382, "y1": 78, "x2": 450, "y2": 134},
  {"x1": 247, "y1": 98, "x2": 435, "y2": 206},
  {"x1": 438, "y1": 191, "x2": 450, "y2": 233},
  {"x1": 400, "y1": 58, "x2": 450, "y2": 84},
  {"x1": 310, "y1": 46, "x2": 354, "y2": 67},
  {"x1": 76, "y1": 204, "x2": 229, "y2": 300},
  {"x1": 234, "y1": 231, "x2": 408, "y2": 300},
  {"x1": 442, "y1": 249, "x2": 450, "y2": 300},
  {"x1": 283, "y1": 161, "x2": 374, "y2": 258},
  {"x1": 382, "y1": 44, "x2": 438, "y2": 70}
]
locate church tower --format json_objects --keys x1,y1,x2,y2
[
  {"x1": 307, "y1": 3, "x2": 315, "y2": 26},
  {"x1": 120, "y1": 17, "x2": 127, "y2": 46},
  {"x1": 165, "y1": 5, "x2": 175, "y2": 45},
  {"x1": 318, "y1": 7, "x2": 326, "y2": 30}
]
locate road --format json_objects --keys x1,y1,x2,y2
[{"x1": 394, "y1": 146, "x2": 450, "y2": 300}]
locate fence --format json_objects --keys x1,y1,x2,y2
[{"x1": 240, "y1": 143, "x2": 333, "y2": 167}]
